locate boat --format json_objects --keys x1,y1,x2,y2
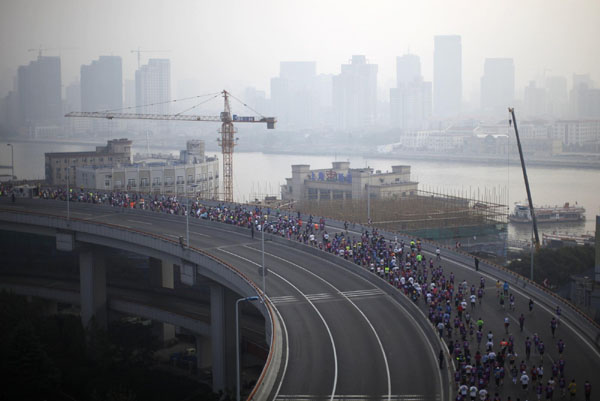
[
  {"x1": 543, "y1": 232, "x2": 595, "y2": 247},
  {"x1": 509, "y1": 202, "x2": 585, "y2": 224}
]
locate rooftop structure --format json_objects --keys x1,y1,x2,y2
[
  {"x1": 281, "y1": 161, "x2": 418, "y2": 202},
  {"x1": 45, "y1": 139, "x2": 133, "y2": 186},
  {"x1": 75, "y1": 140, "x2": 219, "y2": 197}
]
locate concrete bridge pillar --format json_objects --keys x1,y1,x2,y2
[
  {"x1": 149, "y1": 257, "x2": 174, "y2": 289},
  {"x1": 149, "y1": 257, "x2": 176, "y2": 343},
  {"x1": 79, "y1": 246, "x2": 107, "y2": 329},
  {"x1": 195, "y1": 334, "x2": 212, "y2": 370},
  {"x1": 210, "y1": 283, "x2": 237, "y2": 392}
]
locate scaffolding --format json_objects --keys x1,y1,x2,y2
[{"x1": 294, "y1": 189, "x2": 508, "y2": 242}]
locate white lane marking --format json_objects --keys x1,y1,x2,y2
[
  {"x1": 254, "y1": 244, "x2": 444, "y2": 401},
  {"x1": 440, "y1": 253, "x2": 600, "y2": 361},
  {"x1": 84, "y1": 213, "x2": 118, "y2": 220},
  {"x1": 190, "y1": 230, "x2": 209, "y2": 237},
  {"x1": 219, "y1": 248, "x2": 339, "y2": 401},
  {"x1": 343, "y1": 289, "x2": 384, "y2": 297},
  {"x1": 276, "y1": 395, "x2": 432, "y2": 400},
  {"x1": 127, "y1": 219, "x2": 152, "y2": 225},
  {"x1": 246, "y1": 247, "x2": 391, "y2": 401},
  {"x1": 271, "y1": 290, "x2": 384, "y2": 305},
  {"x1": 270, "y1": 295, "x2": 299, "y2": 305},
  {"x1": 271, "y1": 296, "x2": 291, "y2": 401}
]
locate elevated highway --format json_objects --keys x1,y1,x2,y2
[
  {"x1": 2, "y1": 198, "x2": 598, "y2": 400},
  {"x1": 0, "y1": 198, "x2": 448, "y2": 401}
]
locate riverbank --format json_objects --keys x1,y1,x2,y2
[{"x1": 5, "y1": 136, "x2": 600, "y2": 169}]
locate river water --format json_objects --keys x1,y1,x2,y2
[{"x1": 1, "y1": 141, "x2": 598, "y2": 241}]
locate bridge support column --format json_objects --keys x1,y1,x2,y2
[
  {"x1": 149, "y1": 257, "x2": 176, "y2": 343},
  {"x1": 79, "y1": 246, "x2": 107, "y2": 329},
  {"x1": 40, "y1": 299, "x2": 58, "y2": 316},
  {"x1": 195, "y1": 335, "x2": 212, "y2": 370},
  {"x1": 149, "y1": 257, "x2": 174, "y2": 289},
  {"x1": 210, "y1": 283, "x2": 237, "y2": 392}
]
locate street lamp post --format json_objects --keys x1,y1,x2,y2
[
  {"x1": 186, "y1": 184, "x2": 198, "y2": 247},
  {"x1": 6, "y1": 144, "x2": 13, "y2": 180},
  {"x1": 67, "y1": 166, "x2": 72, "y2": 222},
  {"x1": 261, "y1": 215, "x2": 266, "y2": 298},
  {"x1": 236, "y1": 295, "x2": 259, "y2": 401}
]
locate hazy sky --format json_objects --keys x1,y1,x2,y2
[{"x1": 1, "y1": 0, "x2": 599, "y2": 103}]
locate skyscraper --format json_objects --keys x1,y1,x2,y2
[
  {"x1": 570, "y1": 74, "x2": 599, "y2": 118},
  {"x1": 523, "y1": 81, "x2": 546, "y2": 118},
  {"x1": 80, "y1": 56, "x2": 123, "y2": 112},
  {"x1": 270, "y1": 61, "x2": 317, "y2": 129},
  {"x1": 332, "y1": 55, "x2": 378, "y2": 131},
  {"x1": 480, "y1": 58, "x2": 514, "y2": 115},
  {"x1": 396, "y1": 54, "x2": 421, "y2": 87},
  {"x1": 390, "y1": 53, "x2": 432, "y2": 131},
  {"x1": 135, "y1": 59, "x2": 171, "y2": 114},
  {"x1": 545, "y1": 76, "x2": 568, "y2": 117},
  {"x1": 433, "y1": 35, "x2": 462, "y2": 117},
  {"x1": 17, "y1": 56, "x2": 62, "y2": 127}
]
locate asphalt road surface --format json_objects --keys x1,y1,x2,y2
[{"x1": 1, "y1": 198, "x2": 446, "y2": 401}]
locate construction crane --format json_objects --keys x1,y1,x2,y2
[
  {"x1": 27, "y1": 46, "x2": 77, "y2": 57},
  {"x1": 65, "y1": 90, "x2": 276, "y2": 202},
  {"x1": 130, "y1": 48, "x2": 171, "y2": 69},
  {"x1": 509, "y1": 107, "x2": 540, "y2": 250}
]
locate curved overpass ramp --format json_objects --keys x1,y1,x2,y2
[{"x1": 0, "y1": 198, "x2": 448, "y2": 401}]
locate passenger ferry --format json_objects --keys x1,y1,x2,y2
[{"x1": 509, "y1": 202, "x2": 585, "y2": 224}]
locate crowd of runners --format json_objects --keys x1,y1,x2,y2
[{"x1": 2, "y1": 186, "x2": 594, "y2": 400}]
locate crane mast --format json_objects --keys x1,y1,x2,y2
[
  {"x1": 65, "y1": 90, "x2": 276, "y2": 203},
  {"x1": 219, "y1": 91, "x2": 236, "y2": 202}
]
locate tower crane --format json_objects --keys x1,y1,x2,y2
[
  {"x1": 65, "y1": 90, "x2": 276, "y2": 202},
  {"x1": 130, "y1": 48, "x2": 171, "y2": 69}
]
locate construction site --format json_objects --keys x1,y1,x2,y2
[{"x1": 292, "y1": 188, "x2": 508, "y2": 253}]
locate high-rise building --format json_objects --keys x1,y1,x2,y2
[
  {"x1": 390, "y1": 53, "x2": 431, "y2": 131},
  {"x1": 433, "y1": 35, "x2": 462, "y2": 117},
  {"x1": 270, "y1": 61, "x2": 317, "y2": 129},
  {"x1": 545, "y1": 76, "x2": 568, "y2": 117},
  {"x1": 80, "y1": 56, "x2": 123, "y2": 112},
  {"x1": 135, "y1": 59, "x2": 171, "y2": 114},
  {"x1": 332, "y1": 55, "x2": 378, "y2": 131},
  {"x1": 396, "y1": 54, "x2": 421, "y2": 87},
  {"x1": 480, "y1": 58, "x2": 514, "y2": 115},
  {"x1": 570, "y1": 73, "x2": 598, "y2": 118},
  {"x1": 17, "y1": 56, "x2": 62, "y2": 128},
  {"x1": 523, "y1": 81, "x2": 546, "y2": 118}
]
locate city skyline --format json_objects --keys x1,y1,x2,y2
[{"x1": 1, "y1": 0, "x2": 599, "y2": 103}]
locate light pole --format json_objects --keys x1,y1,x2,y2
[
  {"x1": 530, "y1": 220, "x2": 535, "y2": 281},
  {"x1": 366, "y1": 182, "x2": 371, "y2": 223},
  {"x1": 261, "y1": 215, "x2": 266, "y2": 298},
  {"x1": 67, "y1": 165, "x2": 72, "y2": 222},
  {"x1": 6, "y1": 144, "x2": 13, "y2": 180},
  {"x1": 236, "y1": 295, "x2": 259, "y2": 401},
  {"x1": 186, "y1": 184, "x2": 198, "y2": 247}
]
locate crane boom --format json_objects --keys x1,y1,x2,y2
[
  {"x1": 65, "y1": 90, "x2": 276, "y2": 203},
  {"x1": 65, "y1": 111, "x2": 221, "y2": 122},
  {"x1": 509, "y1": 107, "x2": 540, "y2": 249}
]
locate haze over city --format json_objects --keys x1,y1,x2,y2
[
  {"x1": 1, "y1": 0, "x2": 599, "y2": 101},
  {"x1": 1, "y1": 2, "x2": 600, "y2": 401}
]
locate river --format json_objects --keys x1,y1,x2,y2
[{"x1": 1, "y1": 140, "x2": 598, "y2": 241}]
